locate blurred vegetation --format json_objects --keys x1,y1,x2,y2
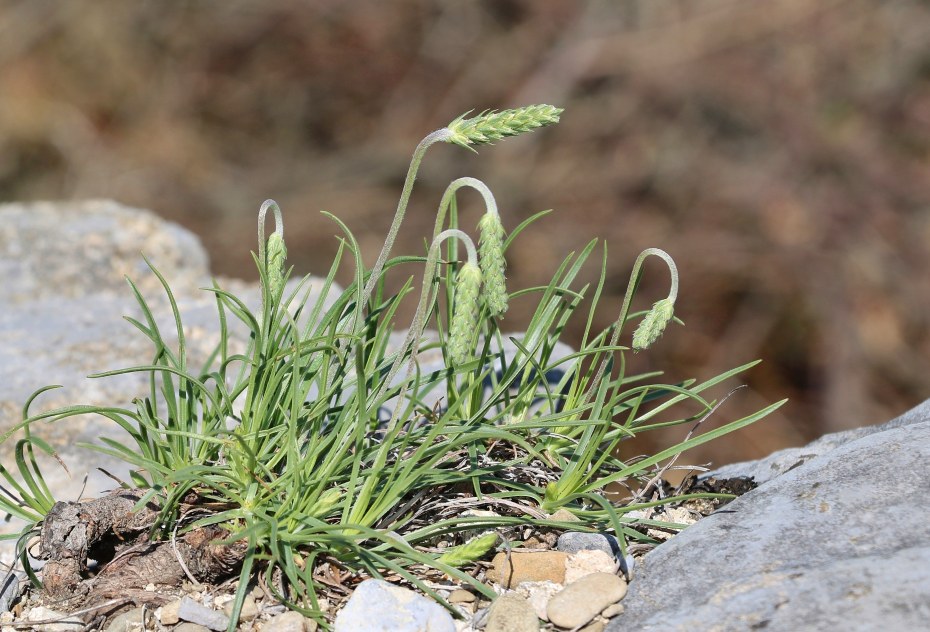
[{"x1": 1, "y1": 0, "x2": 929, "y2": 469}]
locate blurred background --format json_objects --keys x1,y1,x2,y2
[{"x1": 1, "y1": 0, "x2": 929, "y2": 470}]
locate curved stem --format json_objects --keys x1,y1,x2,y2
[
  {"x1": 257, "y1": 199, "x2": 284, "y2": 264},
  {"x1": 371, "y1": 229, "x2": 477, "y2": 420},
  {"x1": 432, "y1": 177, "x2": 499, "y2": 240},
  {"x1": 581, "y1": 247, "x2": 679, "y2": 408},
  {"x1": 361, "y1": 128, "x2": 453, "y2": 309},
  {"x1": 350, "y1": 229, "x2": 477, "y2": 526}
]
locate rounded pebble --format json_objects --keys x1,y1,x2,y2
[
  {"x1": 263, "y1": 610, "x2": 318, "y2": 632},
  {"x1": 547, "y1": 572, "x2": 627, "y2": 629},
  {"x1": 485, "y1": 593, "x2": 539, "y2": 632},
  {"x1": 448, "y1": 589, "x2": 476, "y2": 604},
  {"x1": 159, "y1": 599, "x2": 182, "y2": 626},
  {"x1": 222, "y1": 594, "x2": 259, "y2": 621}
]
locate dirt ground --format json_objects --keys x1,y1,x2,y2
[{"x1": 1, "y1": 1, "x2": 929, "y2": 466}]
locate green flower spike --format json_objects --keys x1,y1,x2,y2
[
  {"x1": 446, "y1": 104, "x2": 563, "y2": 151},
  {"x1": 478, "y1": 211, "x2": 508, "y2": 316},
  {"x1": 449, "y1": 261, "x2": 483, "y2": 365},
  {"x1": 632, "y1": 297, "x2": 675, "y2": 350},
  {"x1": 266, "y1": 232, "x2": 287, "y2": 299},
  {"x1": 437, "y1": 532, "x2": 499, "y2": 568}
]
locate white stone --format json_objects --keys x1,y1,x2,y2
[{"x1": 333, "y1": 579, "x2": 454, "y2": 632}]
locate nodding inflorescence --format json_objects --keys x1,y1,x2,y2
[
  {"x1": 266, "y1": 231, "x2": 287, "y2": 300},
  {"x1": 629, "y1": 248, "x2": 679, "y2": 351},
  {"x1": 632, "y1": 297, "x2": 675, "y2": 351},
  {"x1": 446, "y1": 104, "x2": 563, "y2": 151},
  {"x1": 448, "y1": 261, "x2": 483, "y2": 365},
  {"x1": 478, "y1": 211, "x2": 508, "y2": 316}
]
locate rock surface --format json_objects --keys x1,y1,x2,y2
[
  {"x1": 0, "y1": 200, "x2": 334, "y2": 565},
  {"x1": 607, "y1": 400, "x2": 930, "y2": 631}
]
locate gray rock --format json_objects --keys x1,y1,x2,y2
[
  {"x1": 0, "y1": 200, "x2": 337, "y2": 566},
  {"x1": 709, "y1": 397, "x2": 930, "y2": 485},
  {"x1": 0, "y1": 571, "x2": 21, "y2": 613},
  {"x1": 177, "y1": 596, "x2": 229, "y2": 631},
  {"x1": 557, "y1": 532, "x2": 621, "y2": 558},
  {"x1": 607, "y1": 402, "x2": 930, "y2": 632},
  {"x1": 333, "y1": 579, "x2": 455, "y2": 632}
]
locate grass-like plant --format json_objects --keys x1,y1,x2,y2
[{"x1": 0, "y1": 105, "x2": 785, "y2": 630}]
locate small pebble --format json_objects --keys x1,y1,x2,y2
[
  {"x1": 222, "y1": 594, "x2": 259, "y2": 621},
  {"x1": 264, "y1": 610, "x2": 317, "y2": 632},
  {"x1": 486, "y1": 551, "x2": 567, "y2": 588},
  {"x1": 448, "y1": 589, "x2": 476, "y2": 604},
  {"x1": 24, "y1": 606, "x2": 83, "y2": 632},
  {"x1": 177, "y1": 596, "x2": 229, "y2": 631},
  {"x1": 556, "y1": 532, "x2": 620, "y2": 557},
  {"x1": 547, "y1": 573, "x2": 628, "y2": 630},
  {"x1": 601, "y1": 603, "x2": 624, "y2": 618},
  {"x1": 484, "y1": 593, "x2": 539, "y2": 632},
  {"x1": 104, "y1": 607, "x2": 146, "y2": 632},
  {"x1": 565, "y1": 549, "x2": 618, "y2": 584},
  {"x1": 333, "y1": 579, "x2": 453, "y2": 632},
  {"x1": 159, "y1": 599, "x2": 182, "y2": 625}
]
